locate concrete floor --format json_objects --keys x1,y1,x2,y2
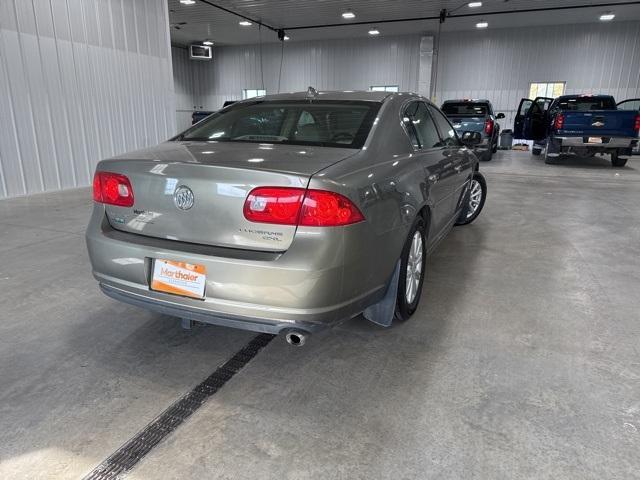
[{"x1": 1, "y1": 151, "x2": 639, "y2": 479}]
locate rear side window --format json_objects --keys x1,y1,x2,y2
[
  {"x1": 557, "y1": 97, "x2": 616, "y2": 111},
  {"x1": 428, "y1": 106, "x2": 460, "y2": 147},
  {"x1": 403, "y1": 102, "x2": 440, "y2": 149}
]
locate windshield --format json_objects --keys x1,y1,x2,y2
[
  {"x1": 441, "y1": 102, "x2": 489, "y2": 116},
  {"x1": 179, "y1": 100, "x2": 380, "y2": 149},
  {"x1": 557, "y1": 97, "x2": 616, "y2": 111}
]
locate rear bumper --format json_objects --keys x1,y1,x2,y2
[
  {"x1": 86, "y1": 206, "x2": 389, "y2": 334},
  {"x1": 554, "y1": 136, "x2": 637, "y2": 148}
]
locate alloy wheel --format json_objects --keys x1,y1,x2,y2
[{"x1": 405, "y1": 231, "x2": 424, "y2": 304}]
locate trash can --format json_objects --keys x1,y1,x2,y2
[{"x1": 499, "y1": 129, "x2": 513, "y2": 150}]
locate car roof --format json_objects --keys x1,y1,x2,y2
[{"x1": 238, "y1": 90, "x2": 420, "y2": 103}]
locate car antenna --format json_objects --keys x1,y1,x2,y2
[{"x1": 306, "y1": 86, "x2": 319, "y2": 101}]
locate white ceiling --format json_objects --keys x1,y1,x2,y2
[{"x1": 168, "y1": 0, "x2": 640, "y2": 46}]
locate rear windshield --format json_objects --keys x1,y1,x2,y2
[
  {"x1": 441, "y1": 102, "x2": 489, "y2": 116},
  {"x1": 179, "y1": 100, "x2": 380, "y2": 149},
  {"x1": 557, "y1": 97, "x2": 616, "y2": 111}
]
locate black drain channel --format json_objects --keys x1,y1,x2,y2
[{"x1": 83, "y1": 333, "x2": 275, "y2": 480}]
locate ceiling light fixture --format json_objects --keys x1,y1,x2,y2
[
  {"x1": 342, "y1": 11, "x2": 356, "y2": 19},
  {"x1": 468, "y1": 2, "x2": 482, "y2": 7},
  {"x1": 368, "y1": 28, "x2": 380, "y2": 36},
  {"x1": 239, "y1": 20, "x2": 252, "y2": 26},
  {"x1": 599, "y1": 12, "x2": 615, "y2": 21},
  {"x1": 284, "y1": 35, "x2": 290, "y2": 41},
  {"x1": 202, "y1": 40, "x2": 213, "y2": 45},
  {"x1": 476, "y1": 21, "x2": 488, "y2": 28},
  {"x1": 179, "y1": 0, "x2": 196, "y2": 5}
]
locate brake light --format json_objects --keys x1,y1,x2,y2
[
  {"x1": 484, "y1": 118, "x2": 494, "y2": 135},
  {"x1": 635, "y1": 114, "x2": 640, "y2": 132},
  {"x1": 554, "y1": 113, "x2": 565, "y2": 130},
  {"x1": 243, "y1": 187, "x2": 364, "y2": 227},
  {"x1": 92, "y1": 171, "x2": 134, "y2": 207}
]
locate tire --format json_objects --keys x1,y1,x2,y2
[
  {"x1": 492, "y1": 138, "x2": 498, "y2": 154},
  {"x1": 611, "y1": 151, "x2": 628, "y2": 167},
  {"x1": 532, "y1": 145, "x2": 542, "y2": 156},
  {"x1": 455, "y1": 172, "x2": 487, "y2": 226},
  {"x1": 394, "y1": 217, "x2": 427, "y2": 322}
]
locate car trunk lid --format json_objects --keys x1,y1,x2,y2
[{"x1": 98, "y1": 141, "x2": 357, "y2": 251}]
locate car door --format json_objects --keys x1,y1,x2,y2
[
  {"x1": 402, "y1": 101, "x2": 455, "y2": 238},
  {"x1": 427, "y1": 104, "x2": 472, "y2": 218},
  {"x1": 514, "y1": 97, "x2": 553, "y2": 140}
]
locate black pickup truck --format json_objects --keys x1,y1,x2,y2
[{"x1": 514, "y1": 95, "x2": 639, "y2": 166}]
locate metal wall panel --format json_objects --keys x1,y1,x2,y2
[
  {"x1": 0, "y1": 0, "x2": 175, "y2": 199},
  {"x1": 173, "y1": 35, "x2": 422, "y2": 111},
  {"x1": 175, "y1": 21, "x2": 640, "y2": 138},
  {"x1": 435, "y1": 21, "x2": 640, "y2": 129}
]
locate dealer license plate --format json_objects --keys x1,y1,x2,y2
[
  {"x1": 151, "y1": 259, "x2": 206, "y2": 299},
  {"x1": 587, "y1": 137, "x2": 603, "y2": 144}
]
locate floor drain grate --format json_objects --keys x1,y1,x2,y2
[{"x1": 83, "y1": 333, "x2": 275, "y2": 480}]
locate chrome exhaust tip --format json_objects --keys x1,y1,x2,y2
[{"x1": 285, "y1": 331, "x2": 307, "y2": 347}]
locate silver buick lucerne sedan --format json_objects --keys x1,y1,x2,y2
[{"x1": 86, "y1": 90, "x2": 487, "y2": 345}]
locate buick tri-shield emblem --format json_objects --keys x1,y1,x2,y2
[{"x1": 174, "y1": 185, "x2": 195, "y2": 210}]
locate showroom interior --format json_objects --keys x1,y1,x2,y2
[{"x1": 1, "y1": 0, "x2": 640, "y2": 478}]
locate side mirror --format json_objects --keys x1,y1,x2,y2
[
  {"x1": 496, "y1": 113, "x2": 505, "y2": 119},
  {"x1": 461, "y1": 131, "x2": 482, "y2": 147}
]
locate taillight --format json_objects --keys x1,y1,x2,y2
[
  {"x1": 243, "y1": 187, "x2": 305, "y2": 225},
  {"x1": 243, "y1": 187, "x2": 364, "y2": 227},
  {"x1": 635, "y1": 114, "x2": 640, "y2": 132},
  {"x1": 484, "y1": 118, "x2": 494, "y2": 135},
  {"x1": 299, "y1": 190, "x2": 365, "y2": 226},
  {"x1": 554, "y1": 113, "x2": 565, "y2": 130},
  {"x1": 92, "y1": 171, "x2": 134, "y2": 207}
]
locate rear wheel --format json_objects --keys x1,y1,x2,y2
[
  {"x1": 456, "y1": 173, "x2": 487, "y2": 226},
  {"x1": 532, "y1": 145, "x2": 542, "y2": 156},
  {"x1": 611, "y1": 151, "x2": 628, "y2": 167},
  {"x1": 394, "y1": 218, "x2": 426, "y2": 322}
]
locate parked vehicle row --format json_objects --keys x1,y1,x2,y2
[
  {"x1": 87, "y1": 90, "x2": 487, "y2": 345},
  {"x1": 439, "y1": 94, "x2": 639, "y2": 167}
]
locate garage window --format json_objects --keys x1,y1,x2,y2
[
  {"x1": 242, "y1": 89, "x2": 266, "y2": 99},
  {"x1": 370, "y1": 85, "x2": 399, "y2": 92},
  {"x1": 529, "y1": 82, "x2": 565, "y2": 99}
]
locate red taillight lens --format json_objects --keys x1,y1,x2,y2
[
  {"x1": 243, "y1": 187, "x2": 305, "y2": 225},
  {"x1": 243, "y1": 187, "x2": 364, "y2": 227},
  {"x1": 554, "y1": 113, "x2": 565, "y2": 130},
  {"x1": 92, "y1": 171, "x2": 134, "y2": 207},
  {"x1": 635, "y1": 114, "x2": 640, "y2": 132},
  {"x1": 299, "y1": 190, "x2": 365, "y2": 226},
  {"x1": 484, "y1": 118, "x2": 494, "y2": 135}
]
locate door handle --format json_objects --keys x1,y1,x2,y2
[{"x1": 428, "y1": 174, "x2": 439, "y2": 183}]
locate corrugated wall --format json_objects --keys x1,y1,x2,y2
[
  {"x1": 172, "y1": 35, "x2": 423, "y2": 112},
  {"x1": 0, "y1": 0, "x2": 175, "y2": 199},
  {"x1": 435, "y1": 21, "x2": 640, "y2": 129},
  {"x1": 176, "y1": 21, "x2": 640, "y2": 134}
]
